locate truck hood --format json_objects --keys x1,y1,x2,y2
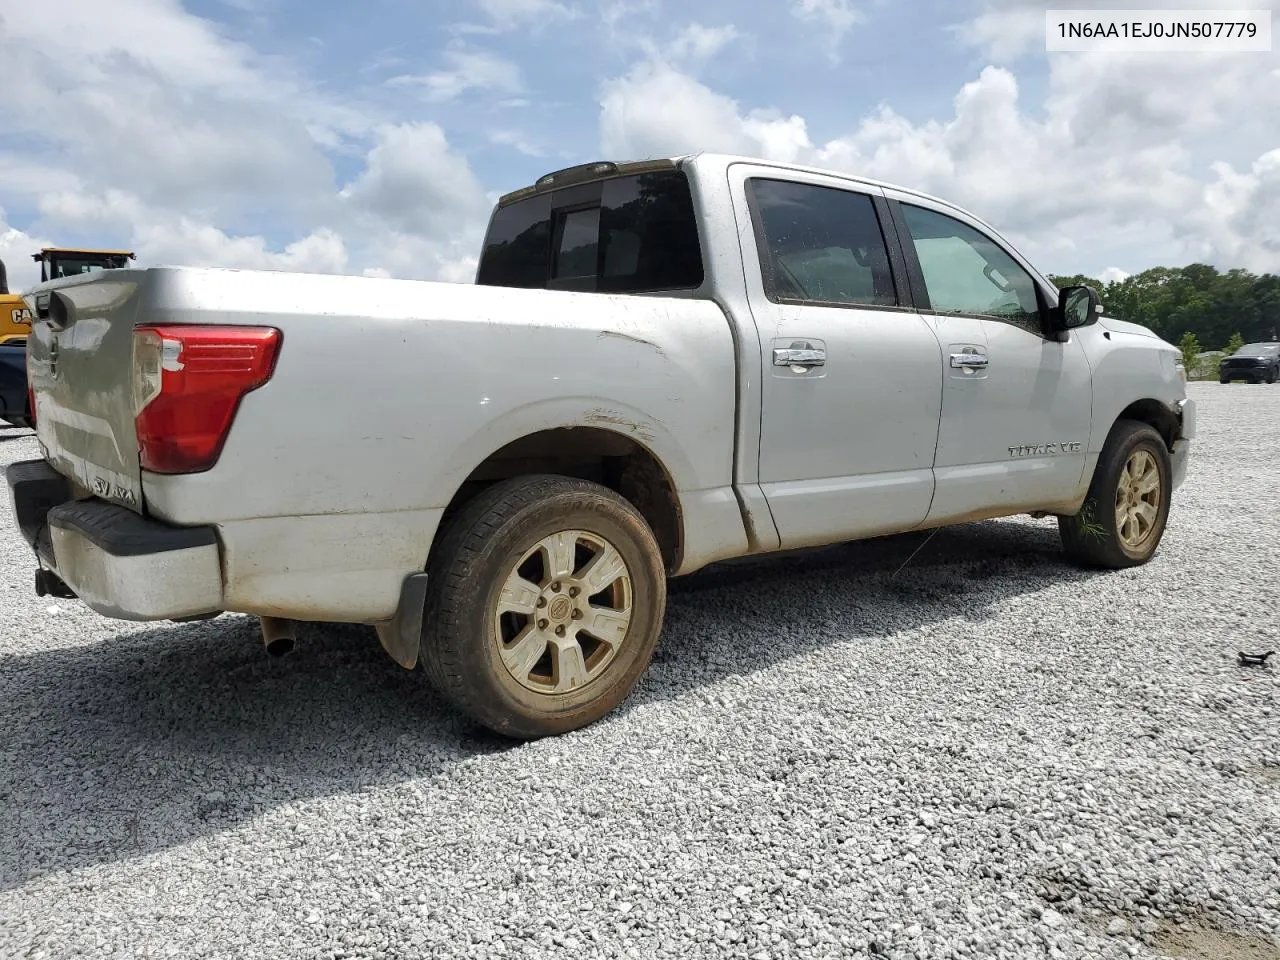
[{"x1": 1098, "y1": 316, "x2": 1160, "y2": 340}]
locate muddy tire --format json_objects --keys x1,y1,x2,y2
[
  {"x1": 1058, "y1": 420, "x2": 1172, "y2": 569},
  {"x1": 420, "y1": 474, "x2": 666, "y2": 740}
]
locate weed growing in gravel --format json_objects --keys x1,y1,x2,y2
[{"x1": 1071, "y1": 500, "x2": 1108, "y2": 541}]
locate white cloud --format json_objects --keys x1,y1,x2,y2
[
  {"x1": 339, "y1": 123, "x2": 490, "y2": 236},
  {"x1": 489, "y1": 130, "x2": 547, "y2": 157},
  {"x1": 598, "y1": 48, "x2": 1280, "y2": 275},
  {"x1": 133, "y1": 222, "x2": 350, "y2": 275},
  {"x1": 953, "y1": 3, "x2": 1048, "y2": 61},
  {"x1": 792, "y1": 0, "x2": 861, "y2": 59},
  {"x1": 389, "y1": 49, "x2": 523, "y2": 102},
  {"x1": 1185, "y1": 150, "x2": 1280, "y2": 273},
  {"x1": 0, "y1": 213, "x2": 55, "y2": 293},
  {"x1": 473, "y1": 0, "x2": 575, "y2": 30},
  {"x1": 1099, "y1": 267, "x2": 1132, "y2": 285},
  {"x1": 355, "y1": 233, "x2": 481, "y2": 286},
  {"x1": 600, "y1": 62, "x2": 808, "y2": 160},
  {"x1": 599, "y1": 0, "x2": 659, "y2": 44},
  {"x1": 0, "y1": 0, "x2": 495, "y2": 287},
  {"x1": 0, "y1": 0, "x2": 261, "y2": 93},
  {"x1": 666, "y1": 23, "x2": 739, "y2": 61},
  {"x1": 337, "y1": 123, "x2": 492, "y2": 280}
]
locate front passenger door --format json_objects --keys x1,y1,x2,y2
[{"x1": 886, "y1": 195, "x2": 1094, "y2": 523}]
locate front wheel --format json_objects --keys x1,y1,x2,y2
[
  {"x1": 1267, "y1": 367, "x2": 1278, "y2": 384},
  {"x1": 420, "y1": 474, "x2": 667, "y2": 740},
  {"x1": 1058, "y1": 420, "x2": 1172, "y2": 569}
]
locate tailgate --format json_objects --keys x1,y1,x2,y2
[{"x1": 25, "y1": 271, "x2": 146, "y2": 512}]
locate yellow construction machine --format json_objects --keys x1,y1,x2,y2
[{"x1": 1, "y1": 248, "x2": 136, "y2": 344}]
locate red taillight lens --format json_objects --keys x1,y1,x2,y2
[{"x1": 133, "y1": 325, "x2": 281, "y2": 474}]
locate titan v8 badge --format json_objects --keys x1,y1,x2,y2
[{"x1": 1008, "y1": 441, "x2": 1083, "y2": 458}]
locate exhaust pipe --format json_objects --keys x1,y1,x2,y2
[{"x1": 259, "y1": 616, "x2": 298, "y2": 657}]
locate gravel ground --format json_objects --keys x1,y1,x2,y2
[{"x1": 1, "y1": 381, "x2": 1277, "y2": 960}]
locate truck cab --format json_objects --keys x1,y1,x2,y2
[
  {"x1": 32, "y1": 248, "x2": 136, "y2": 284},
  {"x1": 475, "y1": 155, "x2": 1193, "y2": 549}
]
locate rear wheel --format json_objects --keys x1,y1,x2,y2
[
  {"x1": 1058, "y1": 420, "x2": 1172, "y2": 569},
  {"x1": 1267, "y1": 367, "x2": 1278, "y2": 384},
  {"x1": 420, "y1": 474, "x2": 667, "y2": 740}
]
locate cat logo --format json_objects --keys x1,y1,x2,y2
[{"x1": 10, "y1": 308, "x2": 32, "y2": 326}]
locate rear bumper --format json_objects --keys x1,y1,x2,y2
[{"x1": 6, "y1": 459, "x2": 224, "y2": 621}]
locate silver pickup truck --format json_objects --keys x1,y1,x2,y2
[{"x1": 6, "y1": 154, "x2": 1195, "y2": 739}]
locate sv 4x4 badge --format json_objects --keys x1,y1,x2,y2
[{"x1": 1008, "y1": 441, "x2": 1083, "y2": 458}]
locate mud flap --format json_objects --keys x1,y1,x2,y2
[{"x1": 374, "y1": 572, "x2": 429, "y2": 670}]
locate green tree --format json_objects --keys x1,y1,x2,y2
[
  {"x1": 1048, "y1": 273, "x2": 1105, "y2": 291},
  {"x1": 1178, "y1": 332, "x2": 1202, "y2": 376},
  {"x1": 1224, "y1": 332, "x2": 1245, "y2": 354},
  {"x1": 1047, "y1": 262, "x2": 1280, "y2": 347}
]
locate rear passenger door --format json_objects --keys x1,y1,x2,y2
[{"x1": 729, "y1": 164, "x2": 946, "y2": 550}]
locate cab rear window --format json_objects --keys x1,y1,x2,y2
[{"x1": 476, "y1": 171, "x2": 704, "y2": 294}]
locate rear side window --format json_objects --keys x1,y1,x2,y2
[
  {"x1": 475, "y1": 194, "x2": 551, "y2": 289},
  {"x1": 747, "y1": 178, "x2": 897, "y2": 307},
  {"x1": 476, "y1": 171, "x2": 704, "y2": 293}
]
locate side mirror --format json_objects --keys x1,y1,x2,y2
[{"x1": 1056, "y1": 284, "x2": 1102, "y2": 332}]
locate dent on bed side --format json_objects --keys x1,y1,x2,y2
[{"x1": 595, "y1": 329, "x2": 667, "y2": 358}]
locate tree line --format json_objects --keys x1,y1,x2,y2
[{"x1": 1049, "y1": 264, "x2": 1280, "y2": 374}]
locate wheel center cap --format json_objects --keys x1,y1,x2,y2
[{"x1": 548, "y1": 595, "x2": 573, "y2": 622}]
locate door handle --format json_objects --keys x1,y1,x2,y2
[
  {"x1": 774, "y1": 347, "x2": 826, "y2": 367},
  {"x1": 949, "y1": 353, "x2": 989, "y2": 369}
]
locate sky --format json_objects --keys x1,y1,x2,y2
[{"x1": 0, "y1": 0, "x2": 1277, "y2": 292}]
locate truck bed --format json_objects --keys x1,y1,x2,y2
[{"x1": 22, "y1": 267, "x2": 751, "y2": 622}]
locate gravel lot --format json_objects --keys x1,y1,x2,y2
[{"x1": 1, "y1": 381, "x2": 1277, "y2": 960}]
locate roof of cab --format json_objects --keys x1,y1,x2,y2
[
  {"x1": 33, "y1": 248, "x2": 136, "y2": 259},
  {"x1": 677, "y1": 152, "x2": 976, "y2": 219},
  {"x1": 502, "y1": 152, "x2": 972, "y2": 222}
]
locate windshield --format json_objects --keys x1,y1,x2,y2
[
  {"x1": 1236, "y1": 343, "x2": 1279, "y2": 355},
  {"x1": 43, "y1": 253, "x2": 132, "y2": 282},
  {"x1": 476, "y1": 170, "x2": 703, "y2": 294}
]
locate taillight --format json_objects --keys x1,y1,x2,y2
[{"x1": 133, "y1": 325, "x2": 281, "y2": 474}]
